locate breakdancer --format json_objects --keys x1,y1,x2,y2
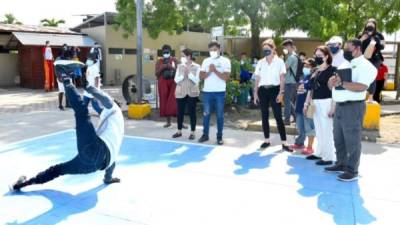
[{"x1": 10, "y1": 60, "x2": 125, "y2": 192}]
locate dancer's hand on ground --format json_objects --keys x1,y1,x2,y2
[{"x1": 104, "y1": 177, "x2": 121, "y2": 185}]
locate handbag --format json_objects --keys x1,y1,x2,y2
[
  {"x1": 305, "y1": 101, "x2": 315, "y2": 119},
  {"x1": 305, "y1": 89, "x2": 315, "y2": 119}
]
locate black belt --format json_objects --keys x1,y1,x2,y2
[
  {"x1": 337, "y1": 100, "x2": 364, "y2": 106},
  {"x1": 260, "y1": 85, "x2": 279, "y2": 89}
]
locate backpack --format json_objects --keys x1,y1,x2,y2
[{"x1": 289, "y1": 55, "x2": 304, "y2": 83}]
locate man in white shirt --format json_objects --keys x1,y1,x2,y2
[
  {"x1": 10, "y1": 61, "x2": 124, "y2": 191},
  {"x1": 326, "y1": 39, "x2": 377, "y2": 182},
  {"x1": 90, "y1": 42, "x2": 102, "y2": 71},
  {"x1": 327, "y1": 36, "x2": 349, "y2": 68},
  {"x1": 198, "y1": 41, "x2": 231, "y2": 145},
  {"x1": 83, "y1": 54, "x2": 102, "y2": 115}
]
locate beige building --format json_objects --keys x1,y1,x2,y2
[{"x1": 73, "y1": 12, "x2": 213, "y2": 85}]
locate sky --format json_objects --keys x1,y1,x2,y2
[{"x1": 0, "y1": 0, "x2": 117, "y2": 27}]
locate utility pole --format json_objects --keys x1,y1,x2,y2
[{"x1": 136, "y1": 0, "x2": 143, "y2": 103}]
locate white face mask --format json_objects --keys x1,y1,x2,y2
[
  {"x1": 283, "y1": 49, "x2": 289, "y2": 55},
  {"x1": 163, "y1": 53, "x2": 171, "y2": 58},
  {"x1": 180, "y1": 57, "x2": 187, "y2": 64},
  {"x1": 86, "y1": 59, "x2": 94, "y2": 66},
  {"x1": 209, "y1": 51, "x2": 219, "y2": 59}
]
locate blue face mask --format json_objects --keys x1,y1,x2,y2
[
  {"x1": 329, "y1": 46, "x2": 340, "y2": 54},
  {"x1": 263, "y1": 49, "x2": 272, "y2": 57},
  {"x1": 303, "y1": 68, "x2": 311, "y2": 76}
]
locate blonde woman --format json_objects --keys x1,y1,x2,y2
[
  {"x1": 253, "y1": 39, "x2": 290, "y2": 151},
  {"x1": 172, "y1": 49, "x2": 200, "y2": 140}
]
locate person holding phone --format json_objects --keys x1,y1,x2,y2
[{"x1": 253, "y1": 39, "x2": 290, "y2": 151}]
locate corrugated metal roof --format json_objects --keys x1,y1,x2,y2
[
  {"x1": 11, "y1": 32, "x2": 96, "y2": 47},
  {"x1": 0, "y1": 24, "x2": 77, "y2": 34}
]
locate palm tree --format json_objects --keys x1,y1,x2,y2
[
  {"x1": 2, "y1": 13, "x2": 23, "y2": 25},
  {"x1": 40, "y1": 18, "x2": 66, "y2": 27}
]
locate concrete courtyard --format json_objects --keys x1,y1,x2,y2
[{"x1": 0, "y1": 88, "x2": 400, "y2": 225}]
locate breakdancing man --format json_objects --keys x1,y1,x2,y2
[{"x1": 10, "y1": 59, "x2": 124, "y2": 191}]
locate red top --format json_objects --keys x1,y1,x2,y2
[{"x1": 376, "y1": 64, "x2": 388, "y2": 81}]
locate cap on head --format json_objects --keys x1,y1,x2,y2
[
  {"x1": 282, "y1": 39, "x2": 294, "y2": 47},
  {"x1": 327, "y1": 36, "x2": 343, "y2": 45}
]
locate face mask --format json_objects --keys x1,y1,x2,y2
[
  {"x1": 314, "y1": 56, "x2": 324, "y2": 65},
  {"x1": 86, "y1": 59, "x2": 94, "y2": 66},
  {"x1": 329, "y1": 46, "x2": 340, "y2": 54},
  {"x1": 209, "y1": 51, "x2": 219, "y2": 59},
  {"x1": 343, "y1": 50, "x2": 354, "y2": 61},
  {"x1": 263, "y1": 49, "x2": 272, "y2": 57},
  {"x1": 365, "y1": 26, "x2": 375, "y2": 33},
  {"x1": 163, "y1": 53, "x2": 170, "y2": 58},
  {"x1": 283, "y1": 49, "x2": 289, "y2": 55},
  {"x1": 303, "y1": 68, "x2": 311, "y2": 76},
  {"x1": 63, "y1": 46, "x2": 68, "y2": 50},
  {"x1": 180, "y1": 57, "x2": 187, "y2": 64}
]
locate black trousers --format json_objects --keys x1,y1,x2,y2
[
  {"x1": 373, "y1": 80, "x2": 385, "y2": 103},
  {"x1": 177, "y1": 96, "x2": 197, "y2": 131},
  {"x1": 258, "y1": 86, "x2": 287, "y2": 141}
]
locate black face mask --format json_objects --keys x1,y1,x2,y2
[
  {"x1": 263, "y1": 49, "x2": 272, "y2": 57},
  {"x1": 365, "y1": 26, "x2": 375, "y2": 33},
  {"x1": 343, "y1": 51, "x2": 354, "y2": 62},
  {"x1": 314, "y1": 56, "x2": 324, "y2": 65}
]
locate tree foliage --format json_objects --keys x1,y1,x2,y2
[
  {"x1": 114, "y1": 0, "x2": 400, "y2": 56},
  {"x1": 40, "y1": 18, "x2": 66, "y2": 27},
  {"x1": 1, "y1": 13, "x2": 22, "y2": 25},
  {"x1": 268, "y1": 0, "x2": 400, "y2": 40}
]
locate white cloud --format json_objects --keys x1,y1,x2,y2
[{"x1": 0, "y1": 0, "x2": 117, "y2": 27}]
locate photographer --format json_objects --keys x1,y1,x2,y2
[
  {"x1": 155, "y1": 44, "x2": 178, "y2": 128},
  {"x1": 358, "y1": 18, "x2": 384, "y2": 101}
]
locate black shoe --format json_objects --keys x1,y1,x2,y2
[
  {"x1": 65, "y1": 104, "x2": 71, "y2": 108},
  {"x1": 163, "y1": 123, "x2": 172, "y2": 128},
  {"x1": 198, "y1": 135, "x2": 209, "y2": 143},
  {"x1": 337, "y1": 172, "x2": 358, "y2": 182},
  {"x1": 259, "y1": 142, "x2": 271, "y2": 150},
  {"x1": 58, "y1": 105, "x2": 65, "y2": 111},
  {"x1": 282, "y1": 144, "x2": 293, "y2": 152},
  {"x1": 104, "y1": 177, "x2": 121, "y2": 185},
  {"x1": 172, "y1": 132, "x2": 182, "y2": 138},
  {"x1": 182, "y1": 124, "x2": 188, "y2": 129},
  {"x1": 217, "y1": 139, "x2": 224, "y2": 145},
  {"x1": 188, "y1": 134, "x2": 195, "y2": 140},
  {"x1": 9, "y1": 176, "x2": 27, "y2": 192},
  {"x1": 316, "y1": 160, "x2": 333, "y2": 166},
  {"x1": 284, "y1": 120, "x2": 291, "y2": 126},
  {"x1": 306, "y1": 155, "x2": 322, "y2": 160},
  {"x1": 325, "y1": 164, "x2": 346, "y2": 173}
]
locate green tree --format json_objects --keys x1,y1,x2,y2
[
  {"x1": 40, "y1": 18, "x2": 66, "y2": 27},
  {"x1": 268, "y1": 0, "x2": 400, "y2": 40},
  {"x1": 1, "y1": 13, "x2": 22, "y2": 25},
  {"x1": 114, "y1": 0, "x2": 185, "y2": 39}
]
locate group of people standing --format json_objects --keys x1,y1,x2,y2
[
  {"x1": 156, "y1": 42, "x2": 230, "y2": 145},
  {"x1": 155, "y1": 18, "x2": 383, "y2": 182},
  {"x1": 42, "y1": 41, "x2": 103, "y2": 111}
]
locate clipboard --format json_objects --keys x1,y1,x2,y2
[{"x1": 335, "y1": 68, "x2": 352, "y2": 90}]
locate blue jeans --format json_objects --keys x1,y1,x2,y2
[
  {"x1": 284, "y1": 83, "x2": 297, "y2": 121},
  {"x1": 83, "y1": 96, "x2": 103, "y2": 115},
  {"x1": 15, "y1": 83, "x2": 115, "y2": 189},
  {"x1": 202, "y1": 91, "x2": 225, "y2": 139},
  {"x1": 295, "y1": 113, "x2": 315, "y2": 146}
]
